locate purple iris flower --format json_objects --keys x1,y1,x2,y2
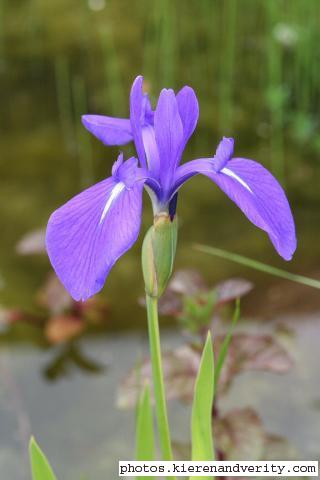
[{"x1": 46, "y1": 75, "x2": 296, "y2": 301}]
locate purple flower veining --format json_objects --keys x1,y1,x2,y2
[{"x1": 46, "y1": 75, "x2": 296, "y2": 301}]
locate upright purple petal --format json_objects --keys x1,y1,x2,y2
[
  {"x1": 46, "y1": 174, "x2": 144, "y2": 301},
  {"x1": 142, "y1": 125, "x2": 160, "y2": 178},
  {"x1": 214, "y1": 137, "x2": 234, "y2": 171},
  {"x1": 176, "y1": 86, "x2": 199, "y2": 149},
  {"x1": 174, "y1": 157, "x2": 296, "y2": 260},
  {"x1": 82, "y1": 115, "x2": 132, "y2": 146},
  {"x1": 170, "y1": 157, "x2": 212, "y2": 193},
  {"x1": 130, "y1": 75, "x2": 147, "y2": 168},
  {"x1": 154, "y1": 89, "x2": 183, "y2": 189},
  {"x1": 142, "y1": 94, "x2": 154, "y2": 125}
]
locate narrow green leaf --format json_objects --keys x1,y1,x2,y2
[
  {"x1": 215, "y1": 299, "x2": 240, "y2": 387},
  {"x1": 191, "y1": 333, "x2": 214, "y2": 480},
  {"x1": 195, "y1": 244, "x2": 320, "y2": 290},
  {"x1": 29, "y1": 437, "x2": 57, "y2": 480},
  {"x1": 136, "y1": 385, "x2": 155, "y2": 480}
]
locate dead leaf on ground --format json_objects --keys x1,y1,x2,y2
[
  {"x1": 45, "y1": 315, "x2": 85, "y2": 344},
  {"x1": 37, "y1": 273, "x2": 73, "y2": 314},
  {"x1": 16, "y1": 228, "x2": 46, "y2": 255}
]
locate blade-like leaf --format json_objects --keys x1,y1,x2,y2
[
  {"x1": 29, "y1": 437, "x2": 57, "y2": 480},
  {"x1": 195, "y1": 244, "x2": 320, "y2": 289},
  {"x1": 136, "y1": 386, "x2": 155, "y2": 480},
  {"x1": 215, "y1": 299, "x2": 240, "y2": 386},
  {"x1": 190, "y1": 332, "x2": 214, "y2": 480}
]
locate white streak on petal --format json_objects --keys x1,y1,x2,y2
[
  {"x1": 142, "y1": 125, "x2": 160, "y2": 176},
  {"x1": 99, "y1": 182, "x2": 125, "y2": 224},
  {"x1": 221, "y1": 167, "x2": 253, "y2": 194}
]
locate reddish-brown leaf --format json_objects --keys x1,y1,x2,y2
[
  {"x1": 215, "y1": 333, "x2": 294, "y2": 394},
  {"x1": 215, "y1": 407, "x2": 296, "y2": 462},
  {"x1": 168, "y1": 269, "x2": 208, "y2": 296},
  {"x1": 117, "y1": 345, "x2": 201, "y2": 409},
  {"x1": 37, "y1": 274, "x2": 73, "y2": 315},
  {"x1": 16, "y1": 228, "x2": 46, "y2": 255},
  {"x1": 215, "y1": 278, "x2": 254, "y2": 306},
  {"x1": 45, "y1": 315, "x2": 85, "y2": 344}
]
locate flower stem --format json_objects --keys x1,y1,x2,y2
[{"x1": 146, "y1": 294, "x2": 174, "y2": 469}]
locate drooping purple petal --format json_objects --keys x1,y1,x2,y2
[
  {"x1": 81, "y1": 115, "x2": 132, "y2": 146},
  {"x1": 176, "y1": 86, "x2": 199, "y2": 150},
  {"x1": 154, "y1": 89, "x2": 183, "y2": 190},
  {"x1": 174, "y1": 157, "x2": 296, "y2": 260},
  {"x1": 130, "y1": 75, "x2": 147, "y2": 168},
  {"x1": 46, "y1": 175, "x2": 144, "y2": 301}
]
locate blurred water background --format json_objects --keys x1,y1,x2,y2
[{"x1": 1, "y1": 0, "x2": 320, "y2": 478}]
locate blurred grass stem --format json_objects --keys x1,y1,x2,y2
[{"x1": 195, "y1": 244, "x2": 320, "y2": 289}]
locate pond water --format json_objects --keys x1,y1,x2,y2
[
  {"x1": 1, "y1": 0, "x2": 320, "y2": 310},
  {"x1": 1, "y1": 0, "x2": 320, "y2": 477},
  {"x1": 1, "y1": 315, "x2": 320, "y2": 479}
]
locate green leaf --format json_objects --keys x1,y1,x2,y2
[
  {"x1": 215, "y1": 299, "x2": 240, "y2": 387},
  {"x1": 136, "y1": 386, "x2": 155, "y2": 480},
  {"x1": 194, "y1": 244, "x2": 320, "y2": 289},
  {"x1": 190, "y1": 332, "x2": 214, "y2": 480},
  {"x1": 29, "y1": 437, "x2": 57, "y2": 480}
]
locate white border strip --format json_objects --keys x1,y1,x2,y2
[{"x1": 119, "y1": 461, "x2": 318, "y2": 477}]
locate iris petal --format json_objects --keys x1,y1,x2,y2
[
  {"x1": 210, "y1": 159, "x2": 296, "y2": 259},
  {"x1": 46, "y1": 176, "x2": 144, "y2": 301},
  {"x1": 154, "y1": 89, "x2": 183, "y2": 190},
  {"x1": 81, "y1": 115, "x2": 132, "y2": 146},
  {"x1": 173, "y1": 157, "x2": 296, "y2": 260},
  {"x1": 130, "y1": 75, "x2": 147, "y2": 168},
  {"x1": 142, "y1": 124, "x2": 160, "y2": 178},
  {"x1": 176, "y1": 86, "x2": 199, "y2": 150},
  {"x1": 214, "y1": 137, "x2": 234, "y2": 171}
]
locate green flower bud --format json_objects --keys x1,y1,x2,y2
[{"x1": 142, "y1": 213, "x2": 178, "y2": 298}]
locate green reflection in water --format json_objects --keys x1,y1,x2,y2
[{"x1": 1, "y1": 0, "x2": 320, "y2": 321}]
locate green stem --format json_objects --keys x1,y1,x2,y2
[{"x1": 146, "y1": 294, "x2": 174, "y2": 471}]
